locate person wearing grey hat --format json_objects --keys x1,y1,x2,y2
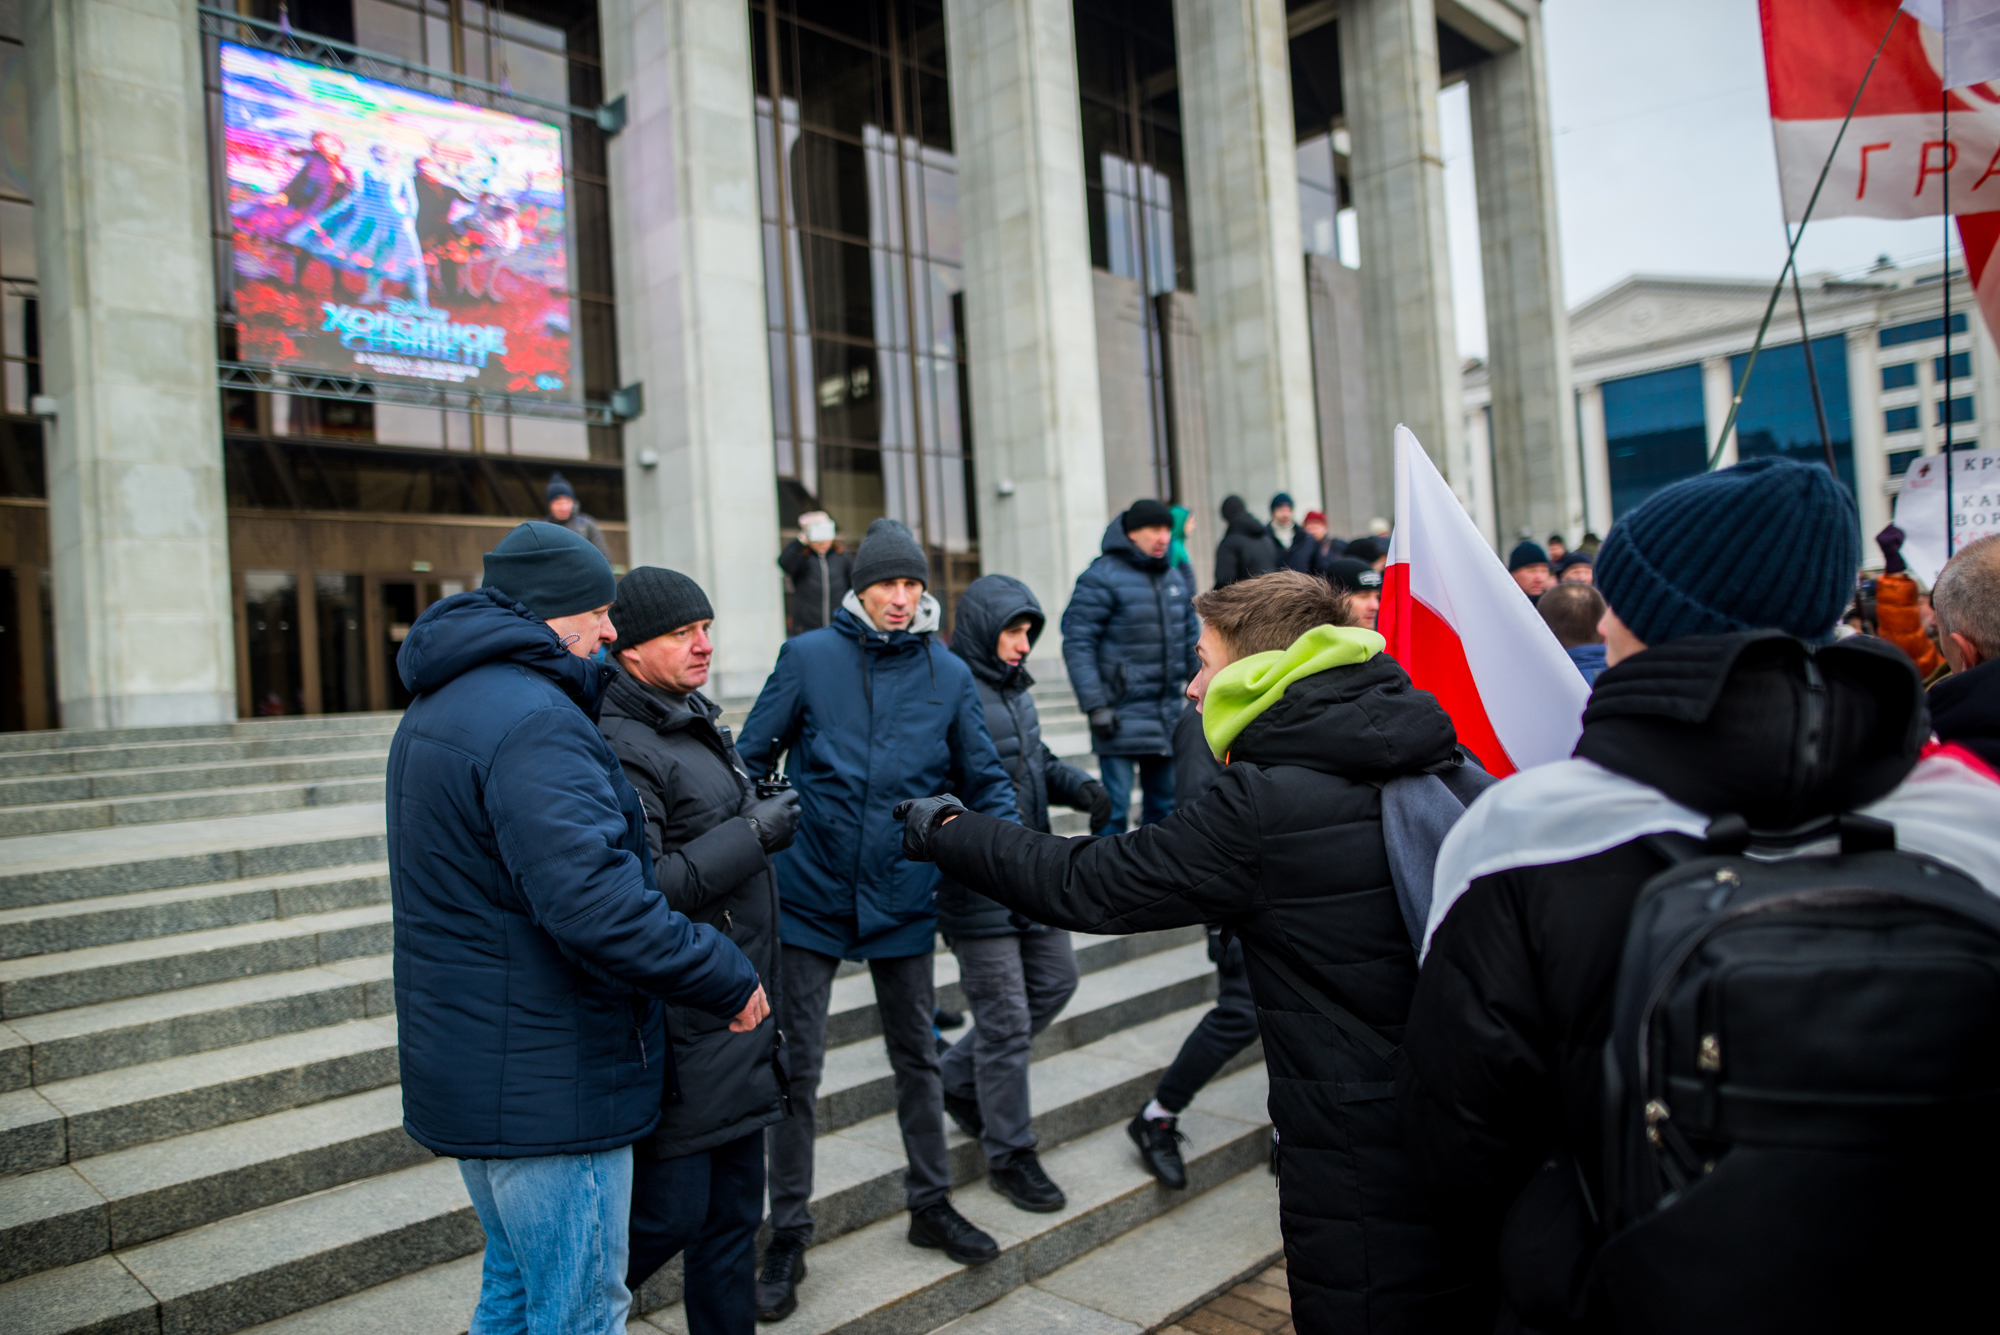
[
  {"x1": 389, "y1": 525, "x2": 764, "y2": 1335},
  {"x1": 546, "y1": 470, "x2": 613, "y2": 560}
]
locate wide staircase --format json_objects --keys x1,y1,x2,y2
[{"x1": 0, "y1": 686, "x2": 1276, "y2": 1335}]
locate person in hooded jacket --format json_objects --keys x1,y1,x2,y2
[
  {"x1": 738, "y1": 519, "x2": 1022, "y2": 1318},
  {"x1": 389, "y1": 522, "x2": 766, "y2": 1335},
  {"x1": 1062, "y1": 500, "x2": 1200, "y2": 834},
  {"x1": 546, "y1": 472, "x2": 613, "y2": 560},
  {"x1": 597, "y1": 567, "x2": 802, "y2": 1334},
  {"x1": 777, "y1": 511, "x2": 854, "y2": 636},
  {"x1": 934, "y1": 574, "x2": 1113, "y2": 1214},
  {"x1": 1400, "y1": 459, "x2": 2000, "y2": 1333},
  {"x1": 1213, "y1": 493, "x2": 1287, "y2": 587},
  {"x1": 897, "y1": 570, "x2": 1480, "y2": 1334},
  {"x1": 1928, "y1": 532, "x2": 2000, "y2": 772}
]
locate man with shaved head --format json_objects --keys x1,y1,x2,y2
[{"x1": 1928, "y1": 533, "x2": 2000, "y2": 770}]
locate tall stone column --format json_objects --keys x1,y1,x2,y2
[
  {"x1": 604, "y1": 0, "x2": 785, "y2": 699},
  {"x1": 1468, "y1": 4, "x2": 1583, "y2": 545},
  {"x1": 943, "y1": 0, "x2": 1108, "y2": 657},
  {"x1": 1340, "y1": 0, "x2": 1463, "y2": 519},
  {"x1": 1575, "y1": 381, "x2": 1614, "y2": 535},
  {"x1": 28, "y1": 0, "x2": 235, "y2": 727},
  {"x1": 1701, "y1": 356, "x2": 1739, "y2": 467},
  {"x1": 1175, "y1": 0, "x2": 1323, "y2": 518}
]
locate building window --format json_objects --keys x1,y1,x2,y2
[
  {"x1": 1602, "y1": 364, "x2": 1707, "y2": 519},
  {"x1": 1885, "y1": 405, "x2": 1921, "y2": 433},
  {"x1": 1937, "y1": 395, "x2": 1975, "y2": 425},
  {"x1": 1934, "y1": 351, "x2": 1972, "y2": 383},
  {"x1": 1728, "y1": 335, "x2": 1855, "y2": 489},
  {"x1": 1888, "y1": 448, "x2": 1922, "y2": 476},
  {"x1": 751, "y1": 0, "x2": 979, "y2": 621},
  {"x1": 1878, "y1": 313, "x2": 1967, "y2": 347},
  {"x1": 1297, "y1": 134, "x2": 1340, "y2": 261},
  {"x1": 0, "y1": 27, "x2": 45, "y2": 483},
  {"x1": 1881, "y1": 363, "x2": 1917, "y2": 390}
]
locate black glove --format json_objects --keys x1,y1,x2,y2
[
  {"x1": 741, "y1": 788, "x2": 801, "y2": 853},
  {"x1": 1876, "y1": 523, "x2": 1907, "y2": 576},
  {"x1": 1078, "y1": 780, "x2": 1114, "y2": 830},
  {"x1": 1087, "y1": 706, "x2": 1120, "y2": 740},
  {"x1": 892, "y1": 793, "x2": 967, "y2": 861}
]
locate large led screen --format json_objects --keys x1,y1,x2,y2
[{"x1": 220, "y1": 42, "x2": 572, "y2": 397}]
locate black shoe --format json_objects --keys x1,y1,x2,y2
[
  {"x1": 908, "y1": 1200, "x2": 1000, "y2": 1264},
  {"x1": 934, "y1": 1007, "x2": 966, "y2": 1029},
  {"x1": 989, "y1": 1149, "x2": 1066, "y2": 1213},
  {"x1": 942, "y1": 1089, "x2": 985, "y2": 1139},
  {"x1": 1128, "y1": 1110, "x2": 1189, "y2": 1190},
  {"x1": 755, "y1": 1233, "x2": 808, "y2": 1322}
]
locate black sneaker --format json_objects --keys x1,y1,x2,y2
[
  {"x1": 755, "y1": 1233, "x2": 808, "y2": 1322},
  {"x1": 942, "y1": 1089, "x2": 985, "y2": 1139},
  {"x1": 1128, "y1": 1110, "x2": 1189, "y2": 1190},
  {"x1": 908, "y1": 1200, "x2": 1000, "y2": 1264},
  {"x1": 934, "y1": 1006, "x2": 966, "y2": 1029},
  {"x1": 989, "y1": 1149, "x2": 1066, "y2": 1213}
]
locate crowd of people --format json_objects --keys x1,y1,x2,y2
[{"x1": 386, "y1": 455, "x2": 2000, "y2": 1335}]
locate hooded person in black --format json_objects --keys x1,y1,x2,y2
[
  {"x1": 1213, "y1": 494, "x2": 1287, "y2": 588},
  {"x1": 934, "y1": 574, "x2": 1111, "y2": 1213},
  {"x1": 898, "y1": 571, "x2": 1481, "y2": 1334}
]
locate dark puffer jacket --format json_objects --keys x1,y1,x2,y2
[
  {"x1": 928, "y1": 653, "x2": 1479, "y2": 1332},
  {"x1": 937, "y1": 575, "x2": 1099, "y2": 939},
  {"x1": 1214, "y1": 496, "x2": 1286, "y2": 587},
  {"x1": 739, "y1": 596, "x2": 1020, "y2": 960},
  {"x1": 1060, "y1": 521, "x2": 1199, "y2": 758},
  {"x1": 1930, "y1": 654, "x2": 2000, "y2": 772},
  {"x1": 1400, "y1": 633, "x2": 1940, "y2": 1332},
  {"x1": 388, "y1": 589, "x2": 760, "y2": 1158},
  {"x1": 598, "y1": 675, "x2": 786, "y2": 1159},
  {"x1": 778, "y1": 540, "x2": 855, "y2": 635}
]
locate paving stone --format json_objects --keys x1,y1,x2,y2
[
  {"x1": 0, "y1": 1166, "x2": 108, "y2": 1282},
  {"x1": 0, "y1": 1254, "x2": 159, "y2": 1335},
  {"x1": 0, "y1": 1087, "x2": 66, "y2": 1176}
]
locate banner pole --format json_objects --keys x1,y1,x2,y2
[
  {"x1": 1784, "y1": 231, "x2": 1838, "y2": 472},
  {"x1": 1710, "y1": 7, "x2": 1903, "y2": 470},
  {"x1": 1944, "y1": 80, "x2": 1958, "y2": 558}
]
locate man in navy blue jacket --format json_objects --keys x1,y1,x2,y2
[
  {"x1": 739, "y1": 518, "x2": 1020, "y2": 1319},
  {"x1": 389, "y1": 521, "x2": 765, "y2": 1335}
]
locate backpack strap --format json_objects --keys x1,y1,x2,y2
[{"x1": 1243, "y1": 941, "x2": 1399, "y2": 1065}]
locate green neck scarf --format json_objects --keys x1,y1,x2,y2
[{"x1": 1201, "y1": 623, "x2": 1383, "y2": 759}]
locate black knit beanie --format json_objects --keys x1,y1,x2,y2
[
  {"x1": 546, "y1": 472, "x2": 576, "y2": 502},
  {"x1": 850, "y1": 518, "x2": 929, "y2": 592},
  {"x1": 1123, "y1": 498, "x2": 1173, "y2": 532},
  {"x1": 1595, "y1": 457, "x2": 1859, "y2": 646},
  {"x1": 1508, "y1": 540, "x2": 1551, "y2": 572},
  {"x1": 482, "y1": 522, "x2": 615, "y2": 620},
  {"x1": 610, "y1": 566, "x2": 714, "y2": 653}
]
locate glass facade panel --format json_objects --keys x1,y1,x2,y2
[
  {"x1": 1297, "y1": 133, "x2": 1339, "y2": 260},
  {"x1": 315, "y1": 573, "x2": 369, "y2": 713},
  {"x1": 1888, "y1": 448, "x2": 1922, "y2": 476},
  {"x1": 243, "y1": 571, "x2": 305, "y2": 716},
  {"x1": 1885, "y1": 405, "x2": 1920, "y2": 433},
  {"x1": 1881, "y1": 362, "x2": 1917, "y2": 390},
  {"x1": 1728, "y1": 335, "x2": 1855, "y2": 490},
  {"x1": 1936, "y1": 394, "x2": 1975, "y2": 425},
  {"x1": 1934, "y1": 351, "x2": 1971, "y2": 382},
  {"x1": 0, "y1": 28, "x2": 41, "y2": 502},
  {"x1": 1879, "y1": 313, "x2": 1967, "y2": 347},
  {"x1": 1602, "y1": 364, "x2": 1707, "y2": 519}
]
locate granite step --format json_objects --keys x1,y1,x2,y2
[
  {"x1": 0, "y1": 778, "x2": 388, "y2": 839},
  {"x1": 0, "y1": 805, "x2": 387, "y2": 911},
  {"x1": 0, "y1": 864, "x2": 391, "y2": 964},
  {"x1": 0, "y1": 731, "x2": 396, "y2": 781},
  {"x1": 0, "y1": 752, "x2": 389, "y2": 809},
  {"x1": 0, "y1": 714, "x2": 397, "y2": 757}
]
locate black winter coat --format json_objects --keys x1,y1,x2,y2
[
  {"x1": 930, "y1": 654, "x2": 1479, "y2": 1333},
  {"x1": 778, "y1": 540, "x2": 855, "y2": 635},
  {"x1": 1400, "y1": 633, "x2": 1937, "y2": 1333},
  {"x1": 937, "y1": 575, "x2": 1098, "y2": 938},
  {"x1": 598, "y1": 675, "x2": 787, "y2": 1159},
  {"x1": 387, "y1": 590, "x2": 759, "y2": 1158},
  {"x1": 1060, "y1": 522, "x2": 1200, "y2": 757},
  {"x1": 1214, "y1": 508, "x2": 1287, "y2": 587},
  {"x1": 1172, "y1": 699, "x2": 1222, "y2": 807},
  {"x1": 1929, "y1": 653, "x2": 2000, "y2": 772}
]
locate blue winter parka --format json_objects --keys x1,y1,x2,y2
[
  {"x1": 738, "y1": 592, "x2": 1020, "y2": 960},
  {"x1": 1060, "y1": 522, "x2": 1201, "y2": 757},
  {"x1": 387, "y1": 588, "x2": 761, "y2": 1159}
]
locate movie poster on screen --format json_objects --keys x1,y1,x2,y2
[{"x1": 220, "y1": 43, "x2": 571, "y2": 397}]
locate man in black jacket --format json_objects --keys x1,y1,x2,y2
[
  {"x1": 1929, "y1": 532, "x2": 2000, "y2": 771},
  {"x1": 599, "y1": 567, "x2": 801, "y2": 1333},
  {"x1": 899, "y1": 570, "x2": 1477, "y2": 1334},
  {"x1": 1213, "y1": 494, "x2": 1286, "y2": 587},
  {"x1": 777, "y1": 511, "x2": 854, "y2": 636},
  {"x1": 935, "y1": 574, "x2": 1111, "y2": 1214}
]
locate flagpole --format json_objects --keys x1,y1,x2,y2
[
  {"x1": 1784, "y1": 230, "x2": 1838, "y2": 472},
  {"x1": 1944, "y1": 80, "x2": 1958, "y2": 558},
  {"x1": 1710, "y1": 7, "x2": 1903, "y2": 470}
]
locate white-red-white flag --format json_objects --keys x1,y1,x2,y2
[{"x1": 1377, "y1": 427, "x2": 1589, "y2": 779}]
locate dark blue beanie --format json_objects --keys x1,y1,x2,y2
[
  {"x1": 482, "y1": 522, "x2": 616, "y2": 620},
  {"x1": 1594, "y1": 457, "x2": 1858, "y2": 646}
]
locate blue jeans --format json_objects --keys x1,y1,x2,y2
[
  {"x1": 459, "y1": 1146, "x2": 633, "y2": 1335},
  {"x1": 628, "y1": 1132, "x2": 765, "y2": 1335},
  {"x1": 1095, "y1": 754, "x2": 1175, "y2": 834}
]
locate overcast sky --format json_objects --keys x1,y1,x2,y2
[{"x1": 1439, "y1": 0, "x2": 1950, "y2": 359}]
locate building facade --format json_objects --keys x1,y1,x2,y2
[{"x1": 1, "y1": 0, "x2": 1570, "y2": 729}]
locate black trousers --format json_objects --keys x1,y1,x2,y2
[
  {"x1": 1155, "y1": 935, "x2": 1260, "y2": 1113},
  {"x1": 627, "y1": 1130, "x2": 765, "y2": 1335}
]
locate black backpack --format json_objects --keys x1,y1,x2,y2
[{"x1": 1594, "y1": 812, "x2": 2000, "y2": 1333}]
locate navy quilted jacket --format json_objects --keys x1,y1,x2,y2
[{"x1": 1060, "y1": 522, "x2": 1200, "y2": 757}]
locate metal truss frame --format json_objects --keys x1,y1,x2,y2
[{"x1": 216, "y1": 362, "x2": 619, "y2": 426}]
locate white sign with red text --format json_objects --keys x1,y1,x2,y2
[{"x1": 1893, "y1": 446, "x2": 2000, "y2": 583}]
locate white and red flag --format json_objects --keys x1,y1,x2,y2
[
  {"x1": 1377, "y1": 427, "x2": 1589, "y2": 779},
  {"x1": 1761, "y1": 0, "x2": 2000, "y2": 340}
]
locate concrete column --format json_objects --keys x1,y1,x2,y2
[
  {"x1": 1701, "y1": 356, "x2": 1738, "y2": 467},
  {"x1": 1305, "y1": 253, "x2": 1376, "y2": 539},
  {"x1": 1576, "y1": 382, "x2": 1614, "y2": 535},
  {"x1": 28, "y1": 0, "x2": 234, "y2": 727},
  {"x1": 1340, "y1": 0, "x2": 1463, "y2": 518},
  {"x1": 604, "y1": 0, "x2": 785, "y2": 699},
  {"x1": 942, "y1": 0, "x2": 1109, "y2": 651},
  {"x1": 1175, "y1": 0, "x2": 1322, "y2": 517},
  {"x1": 1468, "y1": 5, "x2": 1582, "y2": 545},
  {"x1": 1845, "y1": 330, "x2": 1890, "y2": 541}
]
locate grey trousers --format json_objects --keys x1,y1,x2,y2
[
  {"x1": 939, "y1": 931, "x2": 1079, "y2": 1167},
  {"x1": 766, "y1": 945, "x2": 950, "y2": 1239}
]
